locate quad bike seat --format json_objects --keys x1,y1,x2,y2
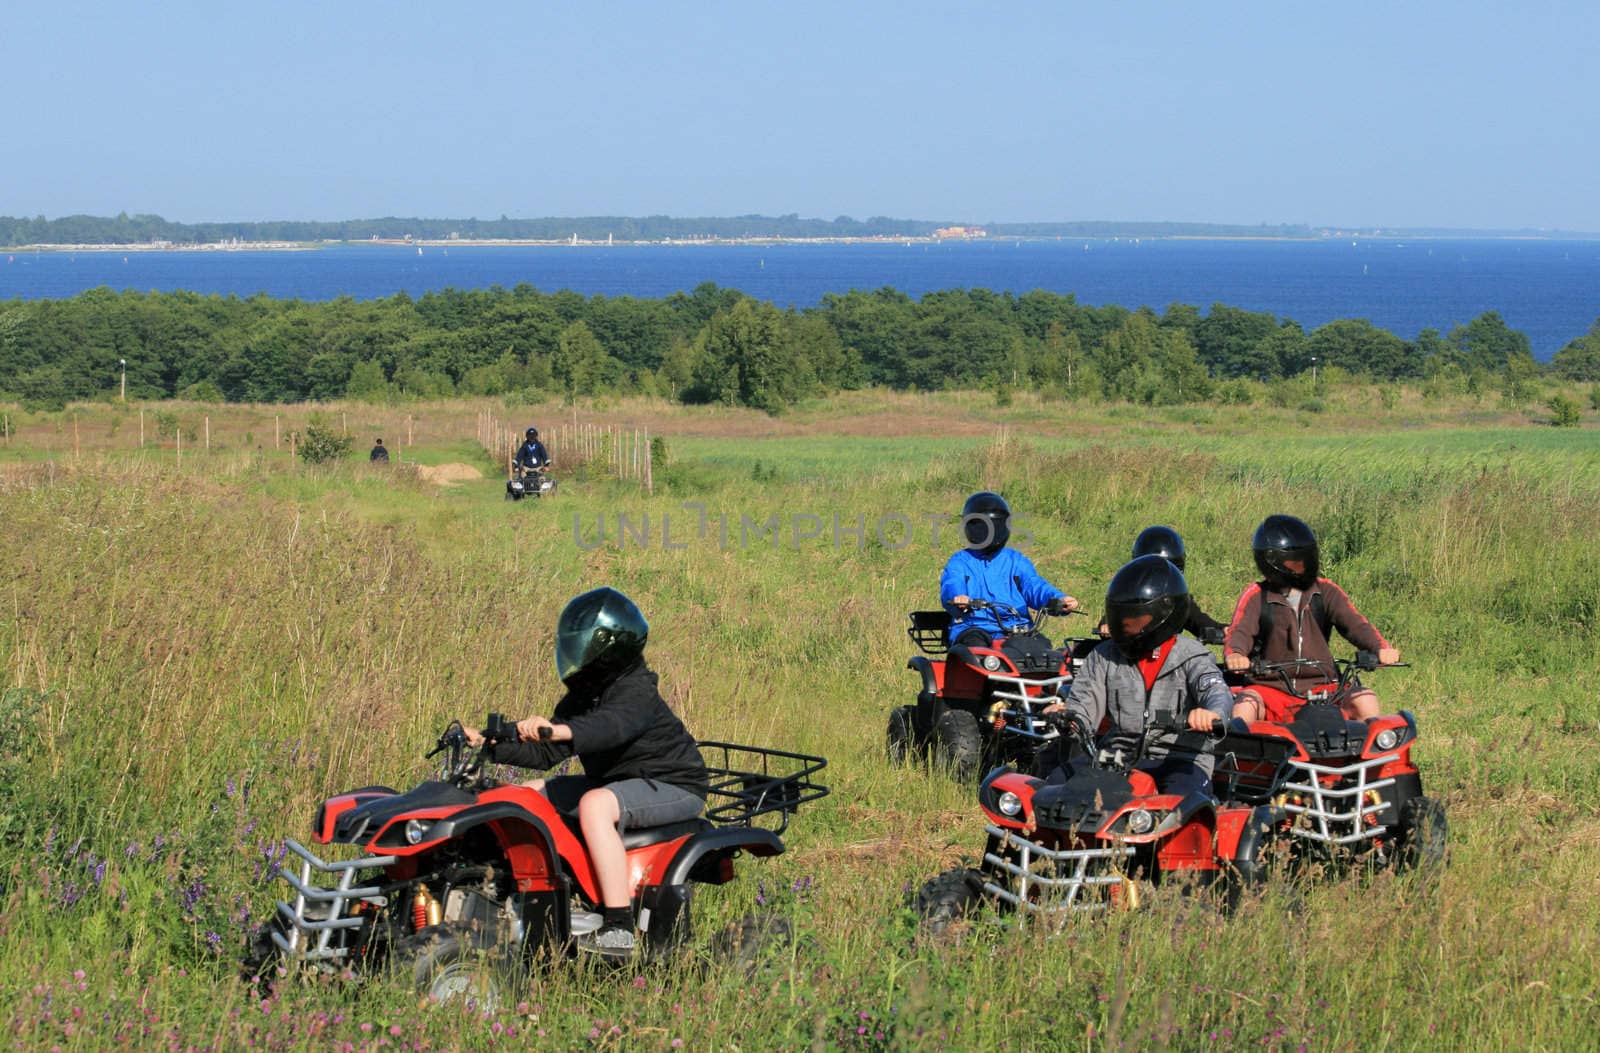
[
  {"x1": 620, "y1": 817, "x2": 713, "y2": 850},
  {"x1": 554, "y1": 812, "x2": 713, "y2": 850}
]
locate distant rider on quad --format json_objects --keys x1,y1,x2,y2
[
  {"x1": 514, "y1": 427, "x2": 551, "y2": 472},
  {"x1": 1223, "y1": 514, "x2": 1400, "y2": 723},
  {"x1": 462, "y1": 588, "x2": 707, "y2": 959},
  {"x1": 1042, "y1": 555, "x2": 1230, "y2": 796},
  {"x1": 940, "y1": 491, "x2": 1080, "y2": 647}
]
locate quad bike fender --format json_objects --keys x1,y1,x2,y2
[
  {"x1": 908, "y1": 655, "x2": 945, "y2": 731},
  {"x1": 1226, "y1": 804, "x2": 1289, "y2": 882},
  {"x1": 634, "y1": 827, "x2": 786, "y2": 952},
  {"x1": 662, "y1": 826, "x2": 784, "y2": 887},
  {"x1": 399, "y1": 799, "x2": 568, "y2": 895},
  {"x1": 313, "y1": 787, "x2": 399, "y2": 844}
]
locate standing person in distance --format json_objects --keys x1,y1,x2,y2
[
  {"x1": 1224, "y1": 514, "x2": 1400, "y2": 723},
  {"x1": 940, "y1": 491, "x2": 1079, "y2": 647},
  {"x1": 462, "y1": 588, "x2": 707, "y2": 960}
]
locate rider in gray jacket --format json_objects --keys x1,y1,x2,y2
[{"x1": 1044, "y1": 555, "x2": 1230, "y2": 796}]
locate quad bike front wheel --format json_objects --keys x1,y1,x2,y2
[
  {"x1": 1396, "y1": 796, "x2": 1448, "y2": 873},
  {"x1": 886, "y1": 706, "x2": 917, "y2": 765},
  {"x1": 913, "y1": 867, "x2": 986, "y2": 938},
  {"x1": 393, "y1": 923, "x2": 513, "y2": 1011},
  {"x1": 933, "y1": 709, "x2": 984, "y2": 782}
]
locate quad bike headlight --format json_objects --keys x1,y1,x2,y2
[
  {"x1": 1373, "y1": 728, "x2": 1400, "y2": 751},
  {"x1": 1124, "y1": 808, "x2": 1156, "y2": 835},
  {"x1": 997, "y1": 791, "x2": 1024, "y2": 817},
  {"x1": 404, "y1": 819, "x2": 431, "y2": 845},
  {"x1": 982, "y1": 655, "x2": 1003, "y2": 671}
]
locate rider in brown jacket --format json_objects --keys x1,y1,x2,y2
[{"x1": 1224, "y1": 515, "x2": 1399, "y2": 722}]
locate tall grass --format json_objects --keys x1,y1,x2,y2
[{"x1": 2, "y1": 397, "x2": 1599, "y2": 1050}]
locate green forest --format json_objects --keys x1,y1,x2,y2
[{"x1": 3, "y1": 281, "x2": 1599, "y2": 411}]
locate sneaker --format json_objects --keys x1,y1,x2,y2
[
  {"x1": 576, "y1": 924, "x2": 636, "y2": 960},
  {"x1": 570, "y1": 910, "x2": 604, "y2": 936}
]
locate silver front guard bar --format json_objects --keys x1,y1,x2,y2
[
  {"x1": 980, "y1": 824, "x2": 1136, "y2": 914},
  {"x1": 1281, "y1": 757, "x2": 1395, "y2": 846},
  {"x1": 272, "y1": 838, "x2": 397, "y2": 962},
  {"x1": 991, "y1": 673, "x2": 1073, "y2": 741}
]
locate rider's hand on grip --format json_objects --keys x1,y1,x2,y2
[{"x1": 1224, "y1": 652, "x2": 1251, "y2": 673}]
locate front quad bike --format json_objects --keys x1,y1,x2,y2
[
  {"x1": 895, "y1": 601, "x2": 1089, "y2": 781},
  {"x1": 914, "y1": 715, "x2": 1298, "y2": 932},
  {"x1": 262, "y1": 717, "x2": 827, "y2": 1001},
  {"x1": 1241, "y1": 652, "x2": 1446, "y2": 874},
  {"x1": 505, "y1": 465, "x2": 557, "y2": 500}
]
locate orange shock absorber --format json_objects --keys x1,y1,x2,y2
[{"x1": 412, "y1": 887, "x2": 431, "y2": 931}]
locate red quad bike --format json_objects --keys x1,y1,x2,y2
[
  {"x1": 256, "y1": 715, "x2": 827, "y2": 1003},
  {"x1": 1239, "y1": 651, "x2": 1447, "y2": 874},
  {"x1": 913, "y1": 713, "x2": 1300, "y2": 931},
  {"x1": 893, "y1": 600, "x2": 1091, "y2": 781}
]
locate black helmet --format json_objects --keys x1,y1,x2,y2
[
  {"x1": 555, "y1": 587, "x2": 648, "y2": 687},
  {"x1": 1104, "y1": 555, "x2": 1190, "y2": 658},
  {"x1": 961, "y1": 491, "x2": 1011, "y2": 553},
  {"x1": 1132, "y1": 525, "x2": 1186, "y2": 572},
  {"x1": 526, "y1": 427, "x2": 539, "y2": 440},
  {"x1": 1252, "y1": 514, "x2": 1319, "y2": 590}
]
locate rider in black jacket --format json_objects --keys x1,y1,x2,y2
[
  {"x1": 463, "y1": 588, "x2": 705, "y2": 959},
  {"x1": 487, "y1": 658, "x2": 708, "y2": 796}
]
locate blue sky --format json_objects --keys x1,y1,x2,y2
[{"x1": 6, "y1": 1, "x2": 1598, "y2": 229}]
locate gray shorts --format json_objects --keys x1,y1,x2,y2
[{"x1": 543, "y1": 774, "x2": 705, "y2": 833}]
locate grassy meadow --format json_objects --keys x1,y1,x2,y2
[{"x1": 2, "y1": 389, "x2": 1599, "y2": 1051}]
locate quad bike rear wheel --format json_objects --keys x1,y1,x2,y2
[
  {"x1": 886, "y1": 705, "x2": 917, "y2": 765},
  {"x1": 933, "y1": 709, "x2": 983, "y2": 782},
  {"x1": 1396, "y1": 796, "x2": 1447, "y2": 873},
  {"x1": 709, "y1": 912, "x2": 793, "y2": 977},
  {"x1": 913, "y1": 867, "x2": 985, "y2": 938}
]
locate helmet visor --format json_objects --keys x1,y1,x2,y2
[{"x1": 556, "y1": 622, "x2": 610, "y2": 683}]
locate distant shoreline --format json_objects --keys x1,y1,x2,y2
[{"x1": 10, "y1": 231, "x2": 1599, "y2": 253}]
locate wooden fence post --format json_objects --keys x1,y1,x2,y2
[
  {"x1": 74, "y1": 414, "x2": 80, "y2": 460},
  {"x1": 140, "y1": 409, "x2": 144, "y2": 448},
  {"x1": 275, "y1": 415, "x2": 281, "y2": 448},
  {"x1": 205, "y1": 416, "x2": 211, "y2": 451}
]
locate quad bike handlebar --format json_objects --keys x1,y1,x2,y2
[
  {"x1": 1247, "y1": 651, "x2": 1408, "y2": 706},
  {"x1": 962, "y1": 598, "x2": 1082, "y2": 639}
]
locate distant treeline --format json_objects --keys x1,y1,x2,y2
[
  {"x1": 3, "y1": 283, "x2": 1598, "y2": 411},
  {"x1": 0, "y1": 213, "x2": 1325, "y2": 247}
]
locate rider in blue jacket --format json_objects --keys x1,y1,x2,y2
[{"x1": 940, "y1": 491, "x2": 1079, "y2": 646}]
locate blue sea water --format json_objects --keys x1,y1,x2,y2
[{"x1": 3, "y1": 237, "x2": 1597, "y2": 357}]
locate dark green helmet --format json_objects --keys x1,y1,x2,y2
[
  {"x1": 1104, "y1": 555, "x2": 1190, "y2": 659},
  {"x1": 1132, "y1": 525, "x2": 1186, "y2": 573},
  {"x1": 961, "y1": 491, "x2": 1011, "y2": 553},
  {"x1": 555, "y1": 587, "x2": 648, "y2": 686}
]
